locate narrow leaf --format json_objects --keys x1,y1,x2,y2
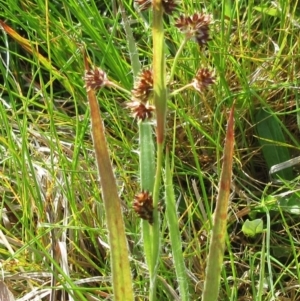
[{"x1": 202, "y1": 106, "x2": 235, "y2": 301}]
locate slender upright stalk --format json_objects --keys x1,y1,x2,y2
[
  {"x1": 151, "y1": 1, "x2": 168, "y2": 299},
  {"x1": 152, "y1": 0, "x2": 167, "y2": 145}
]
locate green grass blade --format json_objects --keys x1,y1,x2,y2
[
  {"x1": 119, "y1": 2, "x2": 141, "y2": 77},
  {"x1": 139, "y1": 121, "x2": 156, "y2": 276},
  {"x1": 164, "y1": 149, "x2": 190, "y2": 301}
]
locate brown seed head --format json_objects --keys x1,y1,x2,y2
[
  {"x1": 126, "y1": 101, "x2": 155, "y2": 121},
  {"x1": 162, "y1": 0, "x2": 179, "y2": 15},
  {"x1": 133, "y1": 190, "x2": 154, "y2": 224},
  {"x1": 131, "y1": 69, "x2": 153, "y2": 103},
  {"x1": 83, "y1": 68, "x2": 108, "y2": 91},
  {"x1": 175, "y1": 13, "x2": 212, "y2": 46},
  {"x1": 192, "y1": 68, "x2": 216, "y2": 92}
]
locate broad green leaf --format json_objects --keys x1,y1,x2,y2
[
  {"x1": 255, "y1": 109, "x2": 293, "y2": 180},
  {"x1": 253, "y1": 5, "x2": 279, "y2": 17},
  {"x1": 278, "y1": 194, "x2": 300, "y2": 215},
  {"x1": 242, "y1": 219, "x2": 264, "y2": 237}
]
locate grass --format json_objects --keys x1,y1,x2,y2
[{"x1": 1, "y1": 0, "x2": 300, "y2": 300}]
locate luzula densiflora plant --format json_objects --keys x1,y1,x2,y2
[
  {"x1": 83, "y1": 1, "x2": 217, "y2": 300},
  {"x1": 84, "y1": 4, "x2": 215, "y2": 228}
]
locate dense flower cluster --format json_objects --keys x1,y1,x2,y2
[
  {"x1": 192, "y1": 68, "x2": 216, "y2": 92},
  {"x1": 133, "y1": 190, "x2": 154, "y2": 224},
  {"x1": 162, "y1": 0, "x2": 178, "y2": 14},
  {"x1": 131, "y1": 69, "x2": 153, "y2": 103},
  {"x1": 127, "y1": 69, "x2": 155, "y2": 121},
  {"x1": 175, "y1": 13, "x2": 212, "y2": 46},
  {"x1": 83, "y1": 68, "x2": 108, "y2": 91},
  {"x1": 126, "y1": 101, "x2": 155, "y2": 121}
]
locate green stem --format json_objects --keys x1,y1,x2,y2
[
  {"x1": 169, "y1": 36, "x2": 189, "y2": 84},
  {"x1": 108, "y1": 81, "x2": 131, "y2": 96},
  {"x1": 170, "y1": 83, "x2": 194, "y2": 97},
  {"x1": 153, "y1": 0, "x2": 167, "y2": 144},
  {"x1": 151, "y1": 1, "x2": 167, "y2": 299}
]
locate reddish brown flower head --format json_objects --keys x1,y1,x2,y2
[
  {"x1": 131, "y1": 69, "x2": 153, "y2": 103},
  {"x1": 135, "y1": 0, "x2": 178, "y2": 15},
  {"x1": 175, "y1": 13, "x2": 212, "y2": 46},
  {"x1": 126, "y1": 101, "x2": 155, "y2": 121},
  {"x1": 162, "y1": 0, "x2": 179, "y2": 15},
  {"x1": 83, "y1": 68, "x2": 108, "y2": 91},
  {"x1": 192, "y1": 68, "x2": 216, "y2": 92},
  {"x1": 133, "y1": 190, "x2": 154, "y2": 224}
]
